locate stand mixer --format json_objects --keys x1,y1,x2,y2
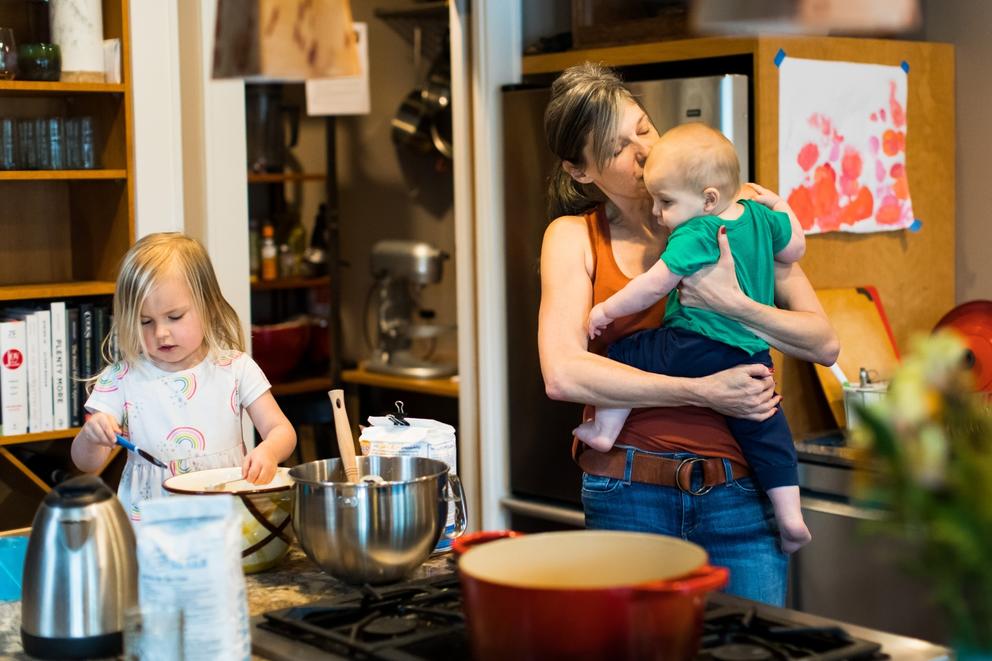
[{"x1": 364, "y1": 240, "x2": 457, "y2": 379}]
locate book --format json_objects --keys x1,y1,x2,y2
[
  {"x1": 35, "y1": 309, "x2": 53, "y2": 432},
  {"x1": 78, "y1": 303, "x2": 94, "y2": 412},
  {"x1": 50, "y1": 301, "x2": 69, "y2": 430},
  {"x1": 0, "y1": 319, "x2": 28, "y2": 435},
  {"x1": 67, "y1": 307, "x2": 80, "y2": 427},
  {"x1": 93, "y1": 305, "x2": 109, "y2": 376},
  {"x1": 6, "y1": 309, "x2": 40, "y2": 433}
]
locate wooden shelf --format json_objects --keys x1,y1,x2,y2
[
  {"x1": 251, "y1": 276, "x2": 330, "y2": 292},
  {"x1": 271, "y1": 375, "x2": 333, "y2": 397},
  {"x1": 0, "y1": 280, "x2": 115, "y2": 302},
  {"x1": 0, "y1": 80, "x2": 126, "y2": 95},
  {"x1": 0, "y1": 169, "x2": 127, "y2": 181},
  {"x1": 342, "y1": 366, "x2": 459, "y2": 399},
  {"x1": 247, "y1": 172, "x2": 326, "y2": 183},
  {"x1": 0, "y1": 428, "x2": 80, "y2": 446}
]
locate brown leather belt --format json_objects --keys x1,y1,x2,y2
[{"x1": 577, "y1": 445, "x2": 750, "y2": 495}]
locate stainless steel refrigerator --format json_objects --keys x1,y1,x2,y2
[{"x1": 501, "y1": 72, "x2": 751, "y2": 526}]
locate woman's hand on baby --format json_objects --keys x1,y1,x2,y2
[
  {"x1": 701, "y1": 363, "x2": 780, "y2": 421},
  {"x1": 679, "y1": 228, "x2": 745, "y2": 315},
  {"x1": 77, "y1": 412, "x2": 121, "y2": 448},
  {"x1": 587, "y1": 304, "x2": 613, "y2": 339},
  {"x1": 243, "y1": 444, "x2": 278, "y2": 484}
]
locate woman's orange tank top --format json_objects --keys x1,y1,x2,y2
[{"x1": 578, "y1": 205, "x2": 747, "y2": 466}]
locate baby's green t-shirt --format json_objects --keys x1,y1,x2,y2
[{"x1": 661, "y1": 199, "x2": 792, "y2": 355}]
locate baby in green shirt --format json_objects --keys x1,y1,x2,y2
[{"x1": 579, "y1": 122, "x2": 810, "y2": 553}]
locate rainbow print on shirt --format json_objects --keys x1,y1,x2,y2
[
  {"x1": 92, "y1": 361, "x2": 128, "y2": 392},
  {"x1": 168, "y1": 373, "x2": 197, "y2": 400},
  {"x1": 168, "y1": 426, "x2": 206, "y2": 452}
]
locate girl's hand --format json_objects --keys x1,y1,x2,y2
[
  {"x1": 243, "y1": 444, "x2": 278, "y2": 484},
  {"x1": 699, "y1": 363, "x2": 780, "y2": 421},
  {"x1": 678, "y1": 227, "x2": 746, "y2": 316},
  {"x1": 77, "y1": 412, "x2": 121, "y2": 449}
]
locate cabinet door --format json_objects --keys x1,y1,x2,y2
[{"x1": 794, "y1": 497, "x2": 947, "y2": 643}]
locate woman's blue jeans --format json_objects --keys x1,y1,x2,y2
[{"x1": 581, "y1": 447, "x2": 788, "y2": 606}]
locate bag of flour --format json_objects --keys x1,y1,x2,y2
[
  {"x1": 360, "y1": 416, "x2": 458, "y2": 552},
  {"x1": 136, "y1": 495, "x2": 250, "y2": 661}
]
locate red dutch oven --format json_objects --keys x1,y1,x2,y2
[{"x1": 453, "y1": 530, "x2": 728, "y2": 661}]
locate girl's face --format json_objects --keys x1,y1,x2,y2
[
  {"x1": 577, "y1": 100, "x2": 659, "y2": 204},
  {"x1": 140, "y1": 271, "x2": 206, "y2": 372}
]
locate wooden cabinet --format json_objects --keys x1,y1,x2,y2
[{"x1": 0, "y1": 0, "x2": 134, "y2": 528}]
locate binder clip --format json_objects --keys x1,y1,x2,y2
[{"x1": 387, "y1": 400, "x2": 410, "y2": 426}]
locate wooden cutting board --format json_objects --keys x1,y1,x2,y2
[{"x1": 814, "y1": 287, "x2": 901, "y2": 428}]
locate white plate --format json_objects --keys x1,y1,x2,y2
[{"x1": 162, "y1": 466, "x2": 293, "y2": 495}]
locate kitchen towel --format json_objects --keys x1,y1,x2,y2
[{"x1": 0, "y1": 535, "x2": 28, "y2": 602}]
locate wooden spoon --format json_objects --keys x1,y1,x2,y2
[{"x1": 328, "y1": 389, "x2": 360, "y2": 482}]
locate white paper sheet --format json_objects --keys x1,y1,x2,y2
[
  {"x1": 779, "y1": 57, "x2": 914, "y2": 234},
  {"x1": 305, "y1": 23, "x2": 370, "y2": 116}
]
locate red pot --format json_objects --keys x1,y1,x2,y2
[{"x1": 454, "y1": 530, "x2": 728, "y2": 661}]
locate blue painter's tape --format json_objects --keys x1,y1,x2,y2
[
  {"x1": 774, "y1": 48, "x2": 787, "y2": 67},
  {"x1": 909, "y1": 219, "x2": 922, "y2": 232},
  {"x1": 901, "y1": 60, "x2": 910, "y2": 73}
]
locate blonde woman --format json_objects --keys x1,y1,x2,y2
[{"x1": 71, "y1": 232, "x2": 296, "y2": 521}]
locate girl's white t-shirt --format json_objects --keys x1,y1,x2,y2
[{"x1": 84, "y1": 351, "x2": 271, "y2": 520}]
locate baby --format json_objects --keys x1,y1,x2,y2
[{"x1": 577, "y1": 122, "x2": 811, "y2": 553}]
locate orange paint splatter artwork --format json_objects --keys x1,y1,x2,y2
[{"x1": 779, "y1": 58, "x2": 914, "y2": 234}]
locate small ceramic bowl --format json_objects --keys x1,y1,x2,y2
[{"x1": 163, "y1": 466, "x2": 295, "y2": 573}]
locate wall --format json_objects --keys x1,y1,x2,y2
[
  {"x1": 332, "y1": 3, "x2": 458, "y2": 368},
  {"x1": 924, "y1": 0, "x2": 992, "y2": 303}
]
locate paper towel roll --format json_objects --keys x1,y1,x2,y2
[{"x1": 50, "y1": 0, "x2": 104, "y2": 82}]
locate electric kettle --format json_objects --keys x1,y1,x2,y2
[{"x1": 21, "y1": 475, "x2": 137, "y2": 659}]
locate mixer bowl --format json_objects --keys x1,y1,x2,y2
[{"x1": 289, "y1": 456, "x2": 464, "y2": 584}]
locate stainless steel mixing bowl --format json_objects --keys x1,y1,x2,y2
[{"x1": 289, "y1": 455, "x2": 465, "y2": 584}]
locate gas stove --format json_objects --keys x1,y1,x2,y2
[{"x1": 251, "y1": 572, "x2": 949, "y2": 661}]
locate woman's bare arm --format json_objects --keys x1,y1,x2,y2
[
  {"x1": 678, "y1": 230, "x2": 839, "y2": 365},
  {"x1": 538, "y1": 215, "x2": 779, "y2": 419}
]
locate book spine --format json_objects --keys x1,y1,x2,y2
[
  {"x1": 93, "y1": 305, "x2": 109, "y2": 375},
  {"x1": 67, "y1": 307, "x2": 80, "y2": 427},
  {"x1": 24, "y1": 313, "x2": 40, "y2": 433},
  {"x1": 79, "y1": 304, "x2": 94, "y2": 412},
  {"x1": 50, "y1": 301, "x2": 69, "y2": 430},
  {"x1": 0, "y1": 320, "x2": 28, "y2": 435},
  {"x1": 36, "y1": 309, "x2": 53, "y2": 432}
]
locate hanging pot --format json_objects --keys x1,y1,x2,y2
[{"x1": 453, "y1": 530, "x2": 728, "y2": 661}]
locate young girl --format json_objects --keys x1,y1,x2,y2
[{"x1": 71, "y1": 232, "x2": 297, "y2": 520}]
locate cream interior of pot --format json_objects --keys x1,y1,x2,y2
[{"x1": 459, "y1": 531, "x2": 707, "y2": 589}]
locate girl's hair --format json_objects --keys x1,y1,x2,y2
[
  {"x1": 107, "y1": 232, "x2": 245, "y2": 365},
  {"x1": 543, "y1": 62, "x2": 639, "y2": 219}
]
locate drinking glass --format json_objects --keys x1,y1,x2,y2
[
  {"x1": 0, "y1": 28, "x2": 15, "y2": 80},
  {"x1": 123, "y1": 605, "x2": 184, "y2": 661},
  {"x1": 77, "y1": 116, "x2": 97, "y2": 168}
]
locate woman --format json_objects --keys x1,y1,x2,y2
[{"x1": 538, "y1": 63, "x2": 838, "y2": 606}]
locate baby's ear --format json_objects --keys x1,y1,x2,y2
[{"x1": 702, "y1": 187, "x2": 721, "y2": 212}]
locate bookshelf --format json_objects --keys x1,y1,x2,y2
[{"x1": 0, "y1": 0, "x2": 135, "y2": 529}]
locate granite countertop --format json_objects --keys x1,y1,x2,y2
[{"x1": 0, "y1": 544, "x2": 454, "y2": 660}]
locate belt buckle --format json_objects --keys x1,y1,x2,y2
[{"x1": 676, "y1": 457, "x2": 713, "y2": 496}]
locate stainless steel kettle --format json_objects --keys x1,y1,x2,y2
[{"x1": 21, "y1": 475, "x2": 137, "y2": 659}]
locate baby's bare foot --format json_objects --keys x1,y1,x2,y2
[{"x1": 573, "y1": 422, "x2": 615, "y2": 453}]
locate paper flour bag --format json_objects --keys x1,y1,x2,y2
[
  {"x1": 360, "y1": 416, "x2": 458, "y2": 552},
  {"x1": 136, "y1": 495, "x2": 250, "y2": 661}
]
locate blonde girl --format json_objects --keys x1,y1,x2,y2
[{"x1": 71, "y1": 232, "x2": 296, "y2": 520}]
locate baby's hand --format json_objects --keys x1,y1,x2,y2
[
  {"x1": 587, "y1": 304, "x2": 613, "y2": 339},
  {"x1": 78, "y1": 412, "x2": 121, "y2": 449},
  {"x1": 744, "y1": 183, "x2": 784, "y2": 210},
  {"x1": 243, "y1": 444, "x2": 278, "y2": 484}
]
